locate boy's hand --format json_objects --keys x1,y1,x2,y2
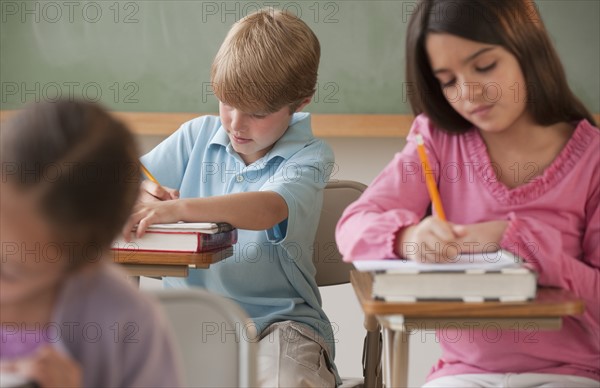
[
  {"x1": 122, "y1": 200, "x2": 184, "y2": 241},
  {"x1": 397, "y1": 216, "x2": 467, "y2": 263},
  {"x1": 0, "y1": 345, "x2": 82, "y2": 388},
  {"x1": 139, "y1": 180, "x2": 179, "y2": 203}
]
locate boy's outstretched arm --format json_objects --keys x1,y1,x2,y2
[
  {"x1": 122, "y1": 191, "x2": 288, "y2": 240},
  {"x1": 178, "y1": 191, "x2": 288, "y2": 229}
]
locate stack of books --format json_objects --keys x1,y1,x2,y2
[
  {"x1": 354, "y1": 250, "x2": 537, "y2": 302},
  {"x1": 112, "y1": 222, "x2": 237, "y2": 254}
]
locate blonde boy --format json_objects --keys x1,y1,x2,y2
[{"x1": 125, "y1": 9, "x2": 340, "y2": 387}]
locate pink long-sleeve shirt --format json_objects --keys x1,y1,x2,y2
[{"x1": 336, "y1": 114, "x2": 600, "y2": 382}]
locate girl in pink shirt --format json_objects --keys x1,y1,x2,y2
[{"x1": 336, "y1": 0, "x2": 599, "y2": 387}]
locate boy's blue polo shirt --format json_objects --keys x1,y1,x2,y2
[{"x1": 141, "y1": 112, "x2": 338, "y2": 367}]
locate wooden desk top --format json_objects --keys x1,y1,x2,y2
[
  {"x1": 351, "y1": 270, "x2": 585, "y2": 318},
  {"x1": 112, "y1": 246, "x2": 233, "y2": 268}
]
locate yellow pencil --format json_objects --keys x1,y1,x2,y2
[
  {"x1": 415, "y1": 134, "x2": 447, "y2": 221},
  {"x1": 140, "y1": 163, "x2": 160, "y2": 185}
]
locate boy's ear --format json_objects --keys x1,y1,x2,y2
[{"x1": 294, "y1": 96, "x2": 313, "y2": 112}]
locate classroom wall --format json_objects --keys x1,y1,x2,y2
[
  {"x1": 138, "y1": 134, "x2": 441, "y2": 386},
  {"x1": 1, "y1": 1, "x2": 599, "y2": 114}
]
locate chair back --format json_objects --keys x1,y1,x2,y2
[
  {"x1": 313, "y1": 180, "x2": 367, "y2": 286},
  {"x1": 150, "y1": 289, "x2": 257, "y2": 387}
]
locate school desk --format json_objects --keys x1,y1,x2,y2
[
  {"x1": 350, "y1": 270, "x2": 585, "y2": 388},
  {"x1": 112, "y1": 247, "x2": 233, "y2": 278}
]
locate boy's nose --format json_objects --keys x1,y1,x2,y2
[{"x1": 230, "y1": 111, "x2": 248, "y2": 132}]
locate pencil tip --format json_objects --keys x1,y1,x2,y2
[{"x1": 415, "y1": 134, "x2": 424, "y2": 145}]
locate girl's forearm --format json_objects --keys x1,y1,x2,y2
[{"x1": 176, "y1": 191, "x2": 288, "y2": 230}]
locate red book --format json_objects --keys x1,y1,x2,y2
[{"x1": 112, "y1": 222, "x2": 237, "y2": 253}]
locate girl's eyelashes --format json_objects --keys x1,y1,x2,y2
[
  {"x1": 441, "y1": 78, "x2": 456, "y2": 89},
  {"x1": 476, "y1": 62, "x2": 497, "y2": 72},
  {"x1": 438, "y1": 61, "x2": 497, "y2": 88}
]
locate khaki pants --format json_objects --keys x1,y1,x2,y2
[
  {"x1": 257, "y1": 321, "x2": 337, "y2": 388},
  {"x1": 423, "y1": 373, "x2": 600, "y2": 388}
]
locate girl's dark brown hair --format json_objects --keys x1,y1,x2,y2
[
  {"x1": 406, "y1": 0, "x2": 596, "y2": 133},
  {"x1": 1, "y1": 100, "x2": 140, "y2": 267}
]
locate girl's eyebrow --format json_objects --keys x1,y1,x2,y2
[{"x1": 433, "y1": 47, "x2": 496, "y2": 74}]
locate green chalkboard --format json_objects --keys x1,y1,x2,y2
[{"x1": 1, "y1": 0, "x2": 598, "y2": 114}]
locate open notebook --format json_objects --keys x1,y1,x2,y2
[{"x1": 353, "y1": 250, "x2": 524, "y2": 273}]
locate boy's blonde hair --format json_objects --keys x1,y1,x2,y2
[{"x1": 211, "y1": 8, "x2": 320, "y2": 114}]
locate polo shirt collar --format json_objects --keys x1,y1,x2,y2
[
  {"x1": 264, "y1": 112, "x2": 313, "y2": 162},
  {"x1": 208, "y1": 112, "x2": 313, "y2": 163},
  {"x1": 209, "y1": 124, "x2": 230, "y2": 147}
]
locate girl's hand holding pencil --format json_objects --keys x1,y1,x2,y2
[
  {"x1": 396, "y1": 217, "x2": 508, "y2": 264},
  {"x1": 396, "y1": 216, "x2": 467, "y2": 263},
  {"x1": 395, "y1": 134, "x2": 467, "y2": 263},
  {"x1": 394, "y1": 134, "x2": 507, "y2": 263}
]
